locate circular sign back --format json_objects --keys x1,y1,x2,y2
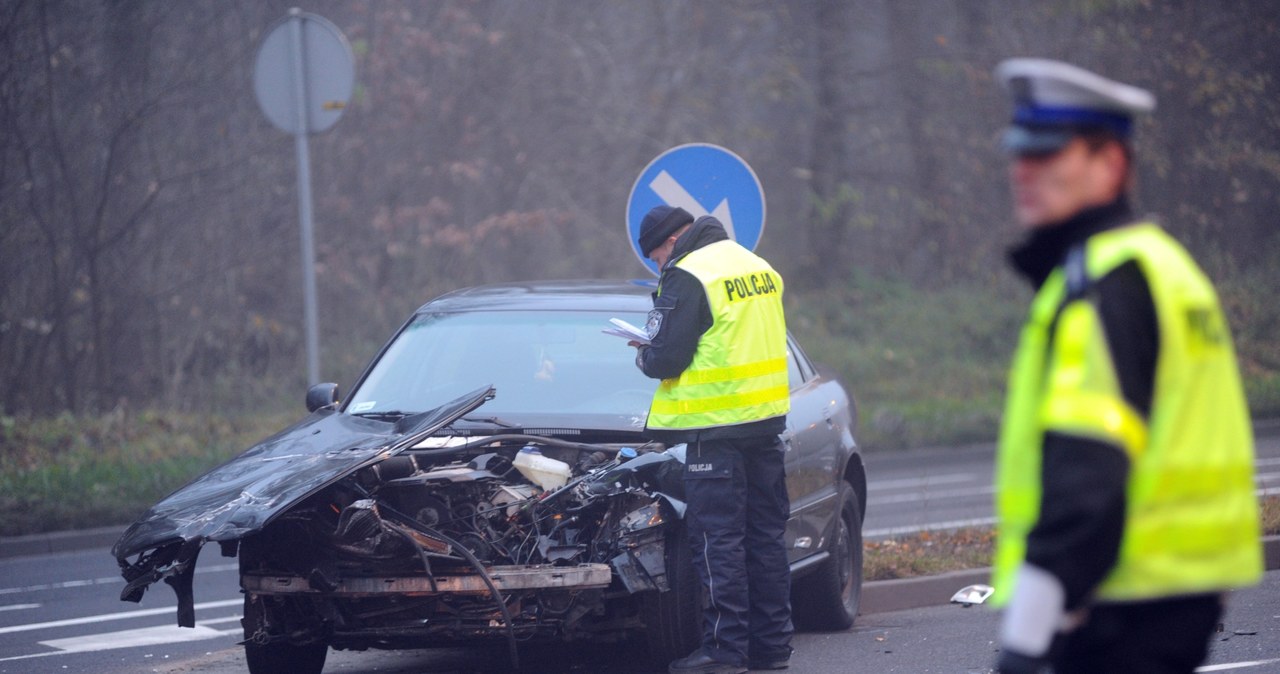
[{"x1": 253, "y1": 11, "x2": 354, "y2": 135}]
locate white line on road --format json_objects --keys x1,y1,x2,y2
[
  {"x1": 0, "y1": 597, "x2": 241, "y2": 636},
  {"x1": 195, "y1": 614, "x2": 242, "y2": 626},
  {"x1": 0, "y1": 562, "x2": 238, "y2": 596},
  {"x1": 1197, "y1": 658, "x2": 1280, "y2": 672},
  {"x1": 0, "y1": 650, "x2": 59, "y2": 664},
  {"x1": 0, "y1": 614, "x2": 244, "y2": 663},
  {"x1": 864, "y1": 517, "x2": 998, "y2": 538},
  {"x1": 868, "y1": 473, "x2": 977, "y2": 491},
  {"x1": 39, "y1": 624, "x2": 228, "y2": 653},
  {"x1": 0, "y1": 603, "x2": 40, "y2": 612},
  {"x1": 869, "y1": 485, "x2": 995, "y2": 506}
]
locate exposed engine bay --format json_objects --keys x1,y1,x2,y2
[{"x1": 232, "y1": 435, "x2": 688, "y2": 653}]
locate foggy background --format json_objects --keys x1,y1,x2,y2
[{"x1": 2, "y1": 0, "x2": 1277, "y2": 417}]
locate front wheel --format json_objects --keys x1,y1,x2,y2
[
  {"x1": 791, "y1": 486, "x2": 863, "y2": 630},
  {"x1": 638, "y1": 527, "x2": 702, "y2": 665},
  {"x1": 242, "y1": 595, "x2": 328, "y2": 674}
]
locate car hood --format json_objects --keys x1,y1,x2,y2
[{"x1": 112, "y1": 386, "x2": 495, "y2": 562}]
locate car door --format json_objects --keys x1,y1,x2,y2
[{"x1": 781, "y1": 337, "x2": 853, "y2": 564}]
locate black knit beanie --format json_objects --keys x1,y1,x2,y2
[{"x1": 638, "y1": 205, "x2": 694, "y2": 256}]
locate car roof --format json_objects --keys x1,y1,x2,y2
[{"x1": 415, "y1": 279, "x2": 659, "y2": 315}]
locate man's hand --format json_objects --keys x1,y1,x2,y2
[
  {"x1": 632, "y1": 343, "x2": 648, "y2": 371},
  {"x1": 996, "y1": 564, "x2": 1066, "y2": 672}
]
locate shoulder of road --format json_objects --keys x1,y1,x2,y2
[{"x1": 5, "y1": 418, "x2": 1279, "y2": 615}]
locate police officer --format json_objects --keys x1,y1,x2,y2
[
  {"x1": 989, "y1": 58, "x2": 1263, "y2": 673},
  {"x1": 632, "y1": 205, "x2": 793, "y2": 674}
]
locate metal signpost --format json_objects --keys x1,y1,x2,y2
[
  {"x1": 253, "y1": 8, "x2": 354, "y2": 385},
  {"x1": 625, "y1": 143, "x2": 767, "y2": 275}
]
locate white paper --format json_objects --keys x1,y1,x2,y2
[{"x1": 602, "y1": 317, "x2": 650, "y2": 344}]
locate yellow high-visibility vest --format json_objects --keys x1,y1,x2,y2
[
  {"x1": 993, "y1": 223, "x2": 1261, "y2": 605},
  {"x1": 646, "y1": 240, "x2": 790, "y2": 431}
]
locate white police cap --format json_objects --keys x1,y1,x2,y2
[{"x1": 995, "y1": 58, "x2": 1155, "y2": 153}]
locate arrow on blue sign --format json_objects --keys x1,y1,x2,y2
[{"x1": 648, "y1": 170, "x2": 737, "y2": 240}]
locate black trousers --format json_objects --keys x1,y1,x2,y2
[
  {"x1": 1052, "y1": 594, "x2": 1223, "y2": 674},
  {"x1": 682, "y1": 435, "x2": 793, "y2": 665}
]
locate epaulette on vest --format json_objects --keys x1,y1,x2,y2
[{"x1": 1064, "y1": 244, "x2": 1090, "y2": 302}]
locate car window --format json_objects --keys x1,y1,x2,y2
[
  {"x1": 787, "y1": 344, "x2": 802, "y2": 390},
  {"x1": 787, "y1": 337, "x2": 815, "y2": 389},
  {"x1": 346, "y1": 311, "x2": 659, "y2": 417}
]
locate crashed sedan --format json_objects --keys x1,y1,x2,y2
[{"x1": 113, "y1": 280, "x2": 865, "y2": 673}]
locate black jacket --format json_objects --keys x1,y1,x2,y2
[
  {"x1": 636, "y1": 216, "x2": 788, "y2": 445},
  {"x1": 1008, "y1": 196, "x2": 1160, "y2": 610}
]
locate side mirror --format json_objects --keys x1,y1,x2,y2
[{"x1": 306, "y1": 383, "x2": 341, "y2": 412}]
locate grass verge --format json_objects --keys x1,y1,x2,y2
[
  {"x1": 865, "y1": 527, "x2": 995, "y2": 581},
  {"x1": 0, "y1": 409, "x2": 293, "y2": 536},
  {"x1": 789, "y1": 273, "x2": 1280, "y2": 451}
]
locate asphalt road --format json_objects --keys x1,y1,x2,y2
[
  {"x1": 1, "y1": 430, "x2": 1277, "y2": 673},
  {"x1": 3, "y1": 562, "x2": 1276, "y2": 674}
]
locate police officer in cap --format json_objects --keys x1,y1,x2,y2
[
  {"x1": 632, "y1": 205, "x2": 793, "y2": 674},
  {"x1": 989, "y1": 58, "x2": 1263, "y2": 673}
]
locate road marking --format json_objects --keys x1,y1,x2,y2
[
  {"x1": 869, "y1": 485, "x2": 994, "y2": 506},
  {"x1": 40, "y1": 624, "x2": 228, "y2": 652},
  {"x1": 868, "y1": 473, "x2": 977, "y2": 491},
  {"x1": 195, "y1": 614, "x2": 242, "y2": 626},
  {"x1": 0, "y1": 562, "x2": 238, "y2": 596},
  {"x1": 0, "y1": 650, "x2": 60, "y2": 663},
  {"x1": 864, "y1": 517, "x2": 997, "y2": 538},
  {"x1": 1197, "y1": 658, "x2": 1280, "y2": 672},
  {"x1": 0, "y1": 603, "x2": 40, "y2": 612},
  {"x1": 649, "y1": 170, "x2": 737, "y2": 240},
  {"x1": 0, "y1": 597, "x2": 241, "y2": 636},
  {"x1": 0, "y1": 615, "x2": 244, "y2": 663}
]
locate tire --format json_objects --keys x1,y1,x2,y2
[
  {"x1": 638, "y1": 526, "x2": 702, "y2": 665},
  {"x1": 242, "y1": 595, "x2": 328, "y2": 674},
  {"x1": 791, "y1": 486, "x2": 863, "y2": 631}
]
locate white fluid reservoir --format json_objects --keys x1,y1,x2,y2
[{"x1": 512, "y1": 447, "x2": 572, "y2": 491}]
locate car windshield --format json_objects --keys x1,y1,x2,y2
[{"x1": 345, "y1": 310, "x2": 658, "y2": 419}]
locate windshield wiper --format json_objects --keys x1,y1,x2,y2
[
  {"x1": 353, "y1": 410, "x2": 414, "y2": 422},
  {"x1": 460, "y1": 416, "x2": 517, "y2": 428}
]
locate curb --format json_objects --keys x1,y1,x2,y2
[
  {"x1": 859, "y1": 535, "x2": 1280, "y2": 615},
  {"x1": 0, "y1": 525, "x2": 124, "y2": 560},
  {"x1": 860, "y1": 568, "x2": 993, "y2": 615}
]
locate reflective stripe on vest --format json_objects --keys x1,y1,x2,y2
[
  {"x1": 646, "y1": 240, "x2": 790, "y2": 430},
  {"x1": 992, "y1": 223, "x2": 1261, "y2": 605}
]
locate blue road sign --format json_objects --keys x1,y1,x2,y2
[{"x1": 626, "y1": 143, "x2": 766, "y2": 275}]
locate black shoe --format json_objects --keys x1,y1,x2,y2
[
  {"x1": 668, "y1": 649, "x2": 748, "y2": 674},
  {"x1": 748, "y1": 647, "x2": 791, "y2": 670},
  {"x1": 748, "y1": 655, "x2": 790, "y2": 670}
]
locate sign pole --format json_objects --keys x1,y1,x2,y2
[
  {"x1": 288, "y1": 9, "x2": 321, "y2": 386},
  {"x1": 254, "y1": 8, "x2": 352, "y2": 387}
]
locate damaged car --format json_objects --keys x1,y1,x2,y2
[{"x1": 112, "y1": 280, "x2": 865, "y2": 673}]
